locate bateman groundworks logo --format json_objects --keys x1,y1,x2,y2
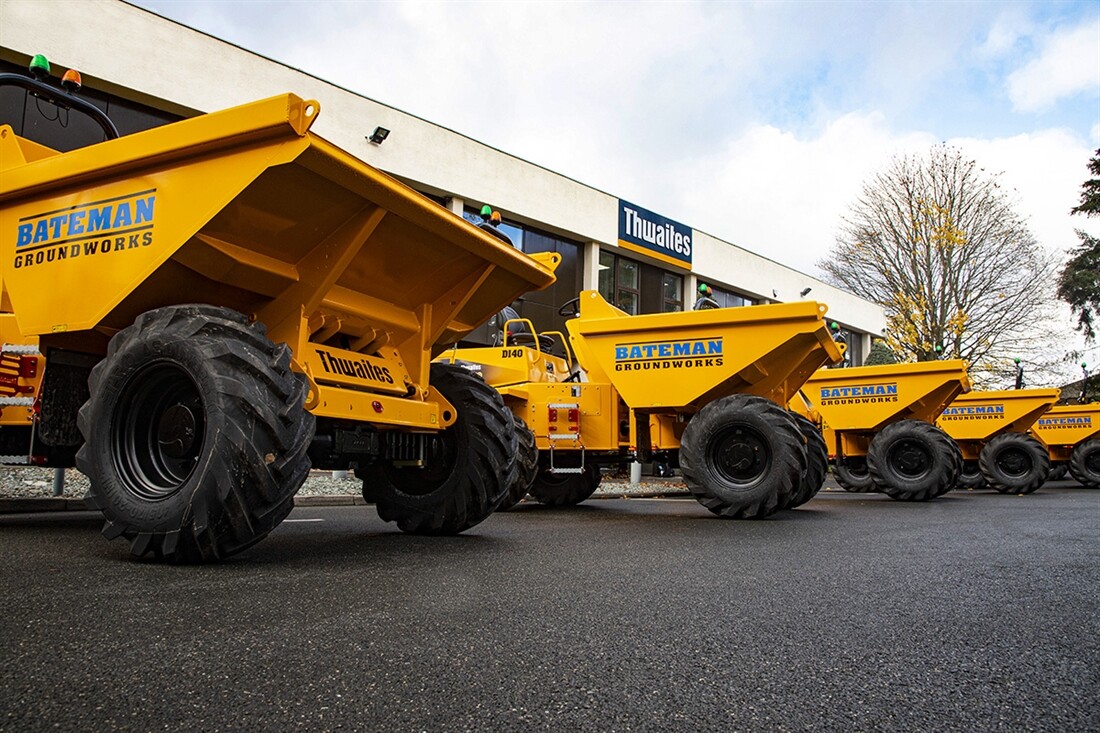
[
  {"x1": 940, "y1": 404, "x2": 1006, "y2": 421},
  {"x1": 1037, "y1": 416, "x2": 1092, "y2": 429},
  {"x1": 819, "y1": 383, "x2": 898, "y2": 405},
  {"x1": 13, "y1": 190, "x2": 156, "y2": 270},
  {"x1": 613, "y1": 337, "x2": 723, "y2": 371}
]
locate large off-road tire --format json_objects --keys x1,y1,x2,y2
[
  {"x1": 957, "y1": 460, "x2": 987, "y2": 490},
  {"x1": 834, "y1": 456, "x2": 875, "y2": 493},
  {"x1": 786, "y1": 412, "x2": 828, "y2": 509},
  {"x1": 1048, "y1": 462, "x2": 1068, "y2": 482},
  {"x1": 77, "y1": 306, "x2": 314, "y2": 562},
  {"x1": 1069, "y1": 439, "x2": 1100, "y2": 489},
  {"x1": 359, "y1": 362, "x2": 515, "y2": 534},
  {"x1": 679, "y1": 394, "x2": 805, "y2": 519},
  {"x1": 498, "y1": 414, "x2": 538, "y2": 511},
  {"x1": 529, "y1": 462, "x2": 601, "y2": 506},
  {"x1": 867, "y1": 420, "x2": 959, "y2": 501},
  {"x1": 979, "y1": 432, "x2": 1050, "y2": 494}
]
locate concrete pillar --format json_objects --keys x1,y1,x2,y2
[{"x1": 583, "y1": 242, "x2": 601, "y2": 291}]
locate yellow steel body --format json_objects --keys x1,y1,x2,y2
[
  {"x1": 936, "y1": 388, "x2": 1059, "y2": 460},
  {"x1": 793, "y1": 360, "x2": 971, "y2": 459},
  {"x1": 0, "y1": 313, "x2": 41, "y2": 428},
  {"x1": 0, "y1": 94, "x2": 556, "y2": 431},
  {"x1": 445, "y1": 290, "x2": 842, "y2": 455},
  {"x1": 1032, "y1": 403, "x2": 1100, "y2": 461}
]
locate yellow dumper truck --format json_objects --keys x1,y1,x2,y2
[
  {"x1": 1, "y1": 86, "x2": 557, "y2": 561},
  {"x1": 1032, "y1": 403, "x2": 1100, "y2": 488},
  {"x1": 793, "y1": 360, "x2": 970, "y2": 501},
  {"x1": 442, "y1": 289, "x2": 844, "y2": 518},
  {"x1": 936, "y1": 388, "x2": 1058, "y2": 494}
]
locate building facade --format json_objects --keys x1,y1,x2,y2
[{"x1": 0, "y1": 0, "x2": 885, "y2": 360}]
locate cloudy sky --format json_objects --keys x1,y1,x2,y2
[{"x1": 133, "y1": 0, "x2": 1097, "y2": 279}]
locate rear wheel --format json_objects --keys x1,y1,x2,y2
[
  {"x1": 1069, "y1": 439, "x2": 1100, "y2": 489},
  {"x1": 498, "y1": 414, "x2": 538, "y2": 510},
  {"x1": 358, "y1": 362, "x2": 515, "y2": 534},
  {"x1": 868, "y1": 420, "x2": 959, "y2": 501},
  {"x1": 77, "y1": 306, "x2": 314, "y2": 562},
  {"x1": 979, "y1": 432, "x2": 1050, "y2": 494},
  {"x1": 679, "y1": 394, "x2": 805, "y2": 519},
  {"x1": 1048, "y1": 462, "x2": 1068, "y2": 482},
  {"x1": 957, "y1": 460, "x2": 986, "y2": 490},
  {"x1": 834, "y1": 456, "x2": 875, "y2": 493},
  {"x1": 529, "y1": 462, "x2": 601, "y2": 506},
  {"x1": 786, "y1": 413, "x2": 828, "y2": 509}
]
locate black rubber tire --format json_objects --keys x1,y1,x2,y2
[
  {"x1": 1069, "y1": 439, "x2": 1100, "y2": 489},
  {"x1": 1048, "y1": 462, "x2": 1068, "y2": 482},
  {"x1": 77, "y1": 305, "x2": 314, "y2": 562},
  {"x1": 867, "y1": 420, "x2": 960, "y2": 501},
  {"x1": 942, "y1": 438, "x2": 964, "y2": 497},
  {"x1": 498, "y1": 414, "x2": 538, "y2": 511},
  {"x1": 359, "y1": 362, "x2": 515, "y2": 534},
  {"x1": 834, "y1": 456, "x2": 875, "y2": 493},
  {"x1": 786, "y1": 412, "x2": 828, "y2": 509},
  {"x1": 679, "y1": 394, "x2": 805, "y2": 519},
  {"x1": 957, "y1": 460, "x2": 987, "y2": 490},
  {"x1": 529, "y1": 462, "x2": 601, "y2": 506},
  {"x1": 979, "y1": 432, "x2": 1050, "y2": 494}
]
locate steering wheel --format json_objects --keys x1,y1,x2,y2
[{"x1": 558, "y1": 297, "x2": 581, "y2": 318}]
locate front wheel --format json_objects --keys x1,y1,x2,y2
[
  {"x1": 979, "y1": 432, "x2": 1050, "y2": 494},
  {"x1": 957, "y1": 460, "x2": 986, "y2": 490},
  {"x1": 834, "y1": 456, "x2": 874, "y2": 493},
  {"x1": 358, "y1": 362, "x2": 515, "y2": 534},
  {"x1": 529, "y1": 462, "x2": 601, "y2": 506},
  {"x1": 867, "y1": 420, "x2": 959, "y2": 501},
  {"x1": 679, "y1": 394, "x2": 805, "y2": 519},
  {"x1": 498, "y1": 414, "x2": 538, "y2": 511},
  {"x1": 1069, "y1": 439, "x2": 1100, "y2": 489},
  {"x1": 786, "y1": 413, "x2": 828, "y2": 509},
  {"x1": 77, "y1": 306, "x2": 314, "y2": 562}
]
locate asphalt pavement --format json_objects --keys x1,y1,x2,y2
[{"x1": 1, "y1": 483, "x2": 1097, "y2": 732}]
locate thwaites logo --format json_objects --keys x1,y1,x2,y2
[
  {"x1": 613, "y1": 337, "x2": 722, "y2": 372},
  {"x1": 618, "y1": 199, "x2": 691, "y2": 266},
  {"x1": 940, "y1": 404, "x2": 1006, "y2": 421},
  {"x1": 14, "y1": 189, "x2": 156, "y2": 270},
  {"x1": 1037, "y1": 416, "x2": 1093, "y2": 429},
  {"x1": 316, "y1": 349, "x2": 394, "y2": 385},
  {"x1": 819, "y1": 383, "x2": 898, "y2": 405}
]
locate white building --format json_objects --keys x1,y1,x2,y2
[{"x1": 0, "y1": 0, "x2": 885, "y2": 360}]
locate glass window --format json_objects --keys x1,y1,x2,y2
[
  {"x1": 661, "y1": 272, "x2": 683, "y2": 312},
  {"x1": 598, "y1": 251, "x2": 615, "y2": 302}
]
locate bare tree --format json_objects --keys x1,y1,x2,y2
[{"x1": 820, "y1": 145, "x2": 1060, "y2": 384}]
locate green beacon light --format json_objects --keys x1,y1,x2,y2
[
  {"x1": 480, "y1": 205, "x2": 492, "y2": 218},
  {"x1": 29, "y1": 54, "x2": 50, "y2": 80},
  {"x1": 1014, "y1": 357, "x2": 1020, "y2": 364}
]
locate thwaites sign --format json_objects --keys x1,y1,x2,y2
[{"x1": 617, "y1": 200, "x2": 692, "y2": 270}]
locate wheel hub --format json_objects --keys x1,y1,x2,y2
[
  {"x1": 158, "y1": 404, "x2": 197, "y2": 458},
  {"x1": 712, "y1": 425, "x2": 770, "y2": 485},
  {"x1": 996, "y1": 447, "x2": 1029, "y2": 477},
  {"x1": 888, "y1": 438, "x2": 932, "y2": 479}
]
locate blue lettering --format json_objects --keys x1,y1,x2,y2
[
  {"x1": 87, "y1": 206, "x2": 111, "y2": 232},
  {"x1": 112, "y1": 203, "x2": 133, "y2": 228},
  {"x1": 16, "y1": 224, "x2": 31, "y2": 247},
  {"x1": 68, "y1": 211, "x2": 86, "y2": 236},
  {"x1": 134, "y1": 196, "x2": 155, "y2": 224}
]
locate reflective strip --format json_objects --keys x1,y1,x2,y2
[{"x1": 0, "y1": 397, "x2": 34, "y2": 406}]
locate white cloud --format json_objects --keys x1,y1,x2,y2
[{"x1": 1008, "y1": 21, "x2": 1100, "y2": 111}]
